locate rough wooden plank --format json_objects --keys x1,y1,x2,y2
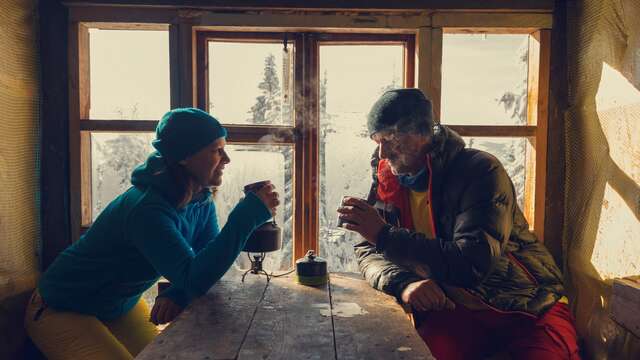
[
  {"x1": 68, "y1": 21, "x2": 83, "y2": 243},
  {"x1": 430, "y1": 28, "x2": 442, "y2": 122},
  {"x1": 447, "y1": 125, "x2": 537, "y2": 137},
  {"x1": 292, "y1": 35, "x2": 306, "y2": 262},
  {"x1": 432, "y1": 12, "x2": 553, "y2": 29},
  {"x1": 415, "y1": 27, "x2": 432, "y2": 101},
  {"x1": 611, "y1": 278, "x2": 640, "y2": 338},
  {"x1": 195, "y1": 12, "x2": 430, "y2": 30},
  {"x1": 137, "y1": 270, "x2": 268, "y2": 360},
  {"x1": 63, "y1": 1, "x2": 555, "y2": 12},
  {"x1": 40, "y1": 0, "x2": 73, "y2": 269},
  {"x1": 80, "y1": 132, "x2": 92, "y2": 225},
  {"x1": 237, "y1": 275, "x2": 335, "y2": 359},
  {"x1": 533, "y1": 29, "x2": 551, "y2": 241},
  {"x1": 543, "y1": 0, "x2": 567, "y2": 265},
  {"x1": 330, "y1": 273, "x2": 434, "y2": 360}
]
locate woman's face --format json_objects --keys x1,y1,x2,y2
[{"x1": 180, "y1": 138, "x2": 230, "y2": 187}]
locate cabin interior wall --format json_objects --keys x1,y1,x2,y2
[
  {"x1": 564, "y1": 0, "x2": 640, "y2": 357},
  {"x1": 0, "y1": 0, "x2": 41, "y2": 359}
]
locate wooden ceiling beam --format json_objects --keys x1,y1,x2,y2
[{"x1": 62, "y1": 0, "x2": 554, "y2": 12}]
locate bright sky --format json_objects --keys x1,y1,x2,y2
[
  {"x1": 89, "y1": 29, "x2": 170, "y2": 120},
  {"x1": 320, "y1": 45, "x2": 401, "y2": 116},
  {"x1": 442, "y1": 33, "x2": 529, "y2": 125},
  {"x1": 209, "y1": 42, "x2": 293, "y2": 125}
]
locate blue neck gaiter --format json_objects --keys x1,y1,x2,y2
[{"x1": 397, "y1": 166, "x2": 428, "y2": 192}]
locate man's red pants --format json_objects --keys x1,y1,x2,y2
[{"x1": 416, "y1": 302, "x2": 581, "y2": 359}]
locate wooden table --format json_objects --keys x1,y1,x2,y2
[{"x1": 137, "y1": 270, "x2": 433, "y2": 359}]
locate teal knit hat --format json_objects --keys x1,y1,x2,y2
[{"x1": 152, "y1": 108, "x2": 227, "y2": 163}]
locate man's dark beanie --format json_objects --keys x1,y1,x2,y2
[{"x1": 367, "y1": 88, "x2": 434, "y2": 137}]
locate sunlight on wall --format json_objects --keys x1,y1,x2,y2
[
  {"x1": 591, "y1": 63, "x2": 640, "y2": 279},
  {"x1": 591, "y1": 184, "x2": 640, "y2": 278}
]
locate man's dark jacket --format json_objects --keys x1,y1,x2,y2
[{"x1": 355, "y1": 126, "x2": 564, "y2": 317}]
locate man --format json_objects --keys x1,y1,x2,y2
[{"x1": 337, "y1": 89, "x2": 580, "y2": 359}]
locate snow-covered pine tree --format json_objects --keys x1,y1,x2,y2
[
  {"x1": 248, "y1": 53, "x2": 282, "y2": 125},
  {"x1": 496, "y1": 40, "x2": 529, "y2": 208}
]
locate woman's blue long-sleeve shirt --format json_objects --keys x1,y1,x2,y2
[{"x1": 38, "y1": 152, "x2": 271, "y2": 320}]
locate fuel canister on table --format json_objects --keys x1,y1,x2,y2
[{"x1": 295, "y1": 250, "x2": 328, "y2": 286}]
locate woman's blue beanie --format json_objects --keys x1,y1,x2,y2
[{"x1": 152, "y1": 108, "x2": 227, "y2": 163}]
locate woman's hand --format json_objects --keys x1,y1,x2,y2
[
  {"x1": 336, "y1": 197, "x2": 386, "y2": 244},
  {"x1": 150, "y1": 297, "x2": 184, "y2": 325},
  {"x1": 255, "y1": 181, "x2": 280, "y2": 216}
]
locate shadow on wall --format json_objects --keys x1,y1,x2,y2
[{"x1": 564, "y1": 0, "x2": 640, "y2": 358}]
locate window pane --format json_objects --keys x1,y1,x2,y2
[
  {"x1": 442, "y1": 34, "x2": 529, "y2": 126},
  {"x1": 464, "y1": 137, "x2": 528, "y2": 210},
  {"x1": 215, "y1": 144, "x2": 294, "y2": 271},
  {"x1": 208, "y1": 41, "x2": 294, "y2": 125},
  {"x1": 319, "y1": 44, "x2": 404, "y2": 272},
  {"x1": 91, "y1": 132, "x2": 155, "y2": 219},
  {"x1": 89, "y1": 29, "x2": 170, "y2": 120}
]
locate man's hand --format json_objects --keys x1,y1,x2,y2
[
  {"x1": 336, "y1": 197, "x2": 386, "y2": 244},
  {"x1": 150, "y1": 297, "x2": 184, "y2": 325},
  {"x1": 401, "y1": 279, "x2": 456, "y2": 312}
]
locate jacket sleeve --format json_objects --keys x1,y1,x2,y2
[
  {"x1": 157, "y1": 285, "x2": 190, "y2": 308},
  {"x1": 129, "y1": 192, "x2": 271, "y2": 299},
  {"x1": 354, "y1": 146, "x2": 423, "y2": 301},
  {"x1": 354, "y1": 240, "x2": 423, "y2": 302},
  {"x1": 156, "y1": 202, "x2": 223, "y2": 307},
  {"x1": 376, "y1": 166, "x2": 515, "y2": 288}
]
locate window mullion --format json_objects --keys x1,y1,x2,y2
[
  {"x1": 298, "y1": 33, "x2": 320, "y2": 261},
  {"x1": 72, "y1": 23, "x2": 92, "y2": 234},
  {"x1": 448, "y1": 125, "x2": 537, "y2": 137},
  {"x1": 529, "y1": 29, "x2": 551, "y2": 240},
  {"x1": 430, "y1": 28, "x2": 443, "y2": 122}
]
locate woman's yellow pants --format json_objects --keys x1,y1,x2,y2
[{"x1": 24, "y1": 290, "x2": 159, "y2": 360}]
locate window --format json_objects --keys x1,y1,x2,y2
[
  {"x1": 215, "y1": 144, "x2": 294, "y2": 271},
  {"x1": 73, "y1": 25, "x2": 171, "y2": 228},
  {"x1": 196, "y1": 32, "x2": 414, "y2": 271},
  {"x1": 318, "y1": 41, "x2": 408, "y2": 272},
  {"x1": 67, "y1": 12, "x2": 551, "y2": 273}
]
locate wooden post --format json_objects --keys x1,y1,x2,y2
[
  {"x1": 40, "y1": 0, "x2": 72, "y2": 269},
  {"x1": 525, "y1": 29, "x2": 550, "y2": 241},
  {"x1": 430, "y1": 27, "x2": 442, "y2": 122}
]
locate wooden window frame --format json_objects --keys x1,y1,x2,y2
[
  {"x1": 71, "y1": 22, "x2": 172, "y2": 240},
  {"x1": 65, "y1": 8, "x2": 552, "y2": 267}
]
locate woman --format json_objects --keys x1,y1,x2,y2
[{"x1": 25, "y1": 108, "x2": 279, "y2": 359}]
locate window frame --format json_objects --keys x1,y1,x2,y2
[{"x1": 66, "y1": 8, "x2": 552, "y2": 267}]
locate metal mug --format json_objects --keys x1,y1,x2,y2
[
  {"x1": 242, "y1": 180, "x2": 282, "y2": 253},
  {"x1": 337, "y1": 195, "x2": 365, "y2": 228},
  {"x1": 243, "y1": 180, "x2": 271, "y2": 195}
]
